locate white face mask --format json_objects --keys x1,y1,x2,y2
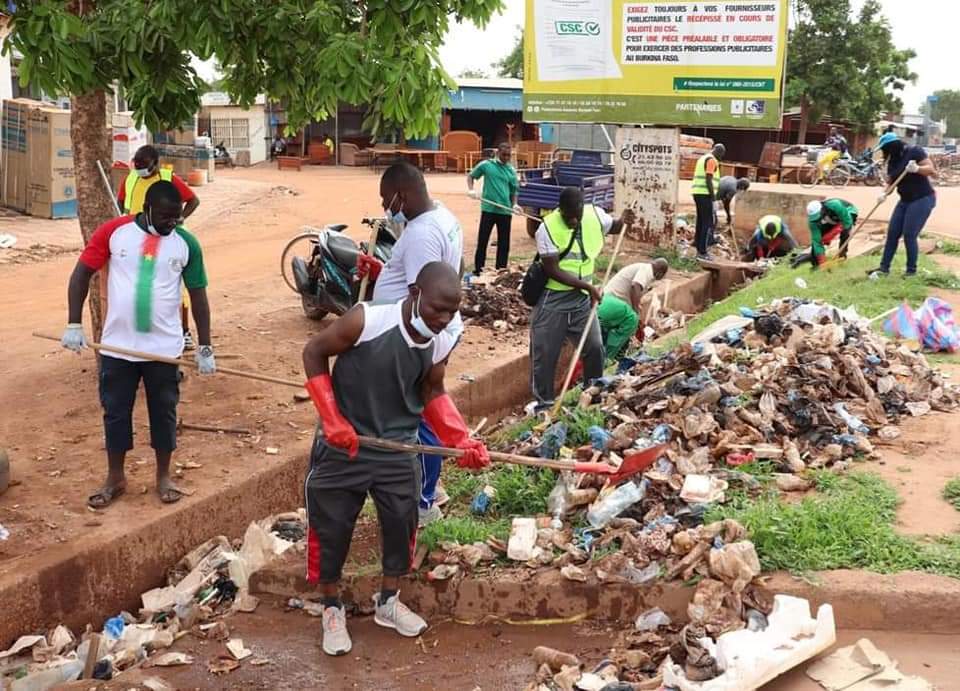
[
  {"x1": 135, "y1": 167, "x2": 153, "y2": 178},
  {"x1": 410, "y1": 293, "x2": 440, "y2": 339}
]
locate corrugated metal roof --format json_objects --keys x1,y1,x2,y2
[{"x1": 447, "y1": 78, "x2": 522, "y2": 112}]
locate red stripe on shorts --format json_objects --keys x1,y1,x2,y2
[{"x1": 306, "y1": 526, "x2": 321, "y2": 583}]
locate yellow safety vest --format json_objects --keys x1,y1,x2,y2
[
  {"x1": 123, "y1": 168, "x2": 173, "y2": 213},
  {"x1": 758, "y1": 214, "x2": 782, "y2": 238},
  {"x1": 543, "y1": 205, "x2": 604, "y2": 292},
  {"x1": 691, "y1": 153, "x2": 716, "y2": 197}
]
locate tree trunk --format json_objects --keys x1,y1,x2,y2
[
  {"x1": 797, "y1": 94, "x2": 810, "y2": 145},
  {"x1": 70, "y1": 90, "x2": 114, "y2": 340}
]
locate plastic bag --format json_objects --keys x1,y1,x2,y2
[
  {"x1": 635, "y1": 607, "x2": 672, "y2": 631},
  {"x1": 916, "y1": 297, "x2": 960, "y2": 352},
  {"x1": 883, "y1": 302, "x2": 920, "y2": 342}
]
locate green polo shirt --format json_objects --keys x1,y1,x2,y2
[{"x1": 470, "y1": 158, "x2": 519, "y2": 215}]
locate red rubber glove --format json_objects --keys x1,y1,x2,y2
[
  {"x1": 305, "y1": 374, "x2": 359, "y2": 458},
  {"x1": 423, "y1": 394, "x2": 490, "y2": 470},
  {"x1": 356, "y1": 254, "x2": 383, "y2": 281}
]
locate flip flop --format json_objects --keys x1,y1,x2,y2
[
  {"x1": 88, "y1": 485, "x2": 126, "y2": 509},
  {"x1": 158, "y1": 486, "x2": 185, "y2": 504}
]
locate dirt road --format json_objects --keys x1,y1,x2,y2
[{"x1": 0, "y1": 165, "x2": 528, "y2": 573}]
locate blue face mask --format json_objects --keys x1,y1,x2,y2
[
  {"x1": 410, "y1": 293, "x2": 440, "y2": 339},
  {"x1": 385, "y1": 192, "x2": 407, "y2": 227}
]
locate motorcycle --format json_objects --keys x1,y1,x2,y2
[
  {"x1": 281, "y1": 218, "x2": 397, "y2": 320},
  {"x1": 831, "y1": 148, "x2": 885, "y2": 187},
  {"x1": 214, "y1": 141, "x2": 235, "y2": 168}
]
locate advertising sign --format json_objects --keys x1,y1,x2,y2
[
  {"x1": 524, "y1": 0, "x2": 789, "y2": 128},
  {"x1": 615, "y1": 127, "x2": 679, "y2": 242}
]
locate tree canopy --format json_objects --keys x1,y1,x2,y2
[
  {"x1": 924, "y1": 90, "x2": 960, "y2": 139},
  {"x1": 785, "y1": 0, "x2": 914, "y2": 138},
  {"x1": 493, "y1": 28, "x2": 522, "y2": 79},
  {"x1": 7, "y1": 0, "x2": 504, "y2": 136}
]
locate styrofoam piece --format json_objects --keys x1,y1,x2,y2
[
  {"x1": 507, "y1": 517, "x2": 537, "y2": 561},
  {"x1": 662, "y1": 594, "x2": 837, "y2": 691}
]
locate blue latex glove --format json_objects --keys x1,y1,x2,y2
[
  {"x1": 195, "y1": 345, "x2": 216, "y2": 375},
  {"x1": 61, "y1": 324, "x2": 87, "y2": 352}
]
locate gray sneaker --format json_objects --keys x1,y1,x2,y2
[
  {"x1": 418, "y1": 503, "x2": 442, "y2": 527},
  {"x1": 374, "y1": 593, "x2": 427, "y2": 637},
  {"x1": 321, "y1": 605, "x2": 352, "y2": 656}
]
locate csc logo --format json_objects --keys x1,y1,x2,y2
[{"x1": 556, "y1": 21, "x2": 601, "y2": 35}]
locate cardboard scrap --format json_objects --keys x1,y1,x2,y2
[{"x1": 806, "y1": 638, "x2": 934, "y2": 690}]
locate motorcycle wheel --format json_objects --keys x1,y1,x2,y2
[
  {"x1": 866, "y1": 167, "x2": 884, "y2": 186},
  {"x1": 301, "y1": 293, "x2": 329, "y2": 321}
]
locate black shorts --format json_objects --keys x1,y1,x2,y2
[
  {"x1": 99, "y1": 355, "x2": 179, "y2": 453},
  {"x1": 304, "y1": 435, "x2": 421, "y2": 584}
]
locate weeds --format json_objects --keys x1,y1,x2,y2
[
  {"x1": 687, "y1": 254, "x2": 956, "y2": 338},
  {"x1": 561, "y1": 406, "x2": 607, "y2": 447},
  {"x1": 490, "y1": 465, "x2": 557, "y2": 516},
  {"x1": 651, "y1": 246, "x2": 701, "y2": 273},
  {"x1": 419, "y1": 516, "x2": 510, "y2": 552},
  {"x1": 708, "y1": 472, "x2": 960, "y2": 577},
  {"x1": 944, "y1": 477, "x2": 960, "y2": 511},
  {"x1": 441, "y1": 467, "x2": 484, "y2": 507},
  {"x1": 938, "y1": 240, "x2": 960, "y2": 256}
]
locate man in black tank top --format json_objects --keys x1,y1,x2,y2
[{"x1": 301, "y1": 262, "x2": 490, "y2": 656}]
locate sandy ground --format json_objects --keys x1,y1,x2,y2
[
  {"x1": 0, "y1": 165, "x2": 528, "y2": 573},
  {"x1": 66, "y1": 593, "x2": 960, "y2": 690}
]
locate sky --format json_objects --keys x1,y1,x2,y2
[{"x1": 438, "y1": 0, "x2": 953, "y2": 114}]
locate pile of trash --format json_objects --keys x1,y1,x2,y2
[
  {"x1": 0, "y1": 512, "x2": 304, "y2": 688},
  {"x1": 523, "y1": 595, "x2": 837, "y2": 691},
  {"x1": 673, "y1": 217, "x2": 739, "y2": 263},
  {"x1": 461, "y1": 268, "x2": 530, "y2": 332}
]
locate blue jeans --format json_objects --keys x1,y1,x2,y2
[
  {"x1": 418, "y1": 420, "x2": 442, "y2": 510},
  {"x1": 880, "y1": 194, "x2": 936, "y2": 273}
]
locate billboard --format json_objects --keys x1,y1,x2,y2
[{"x1": 523, "y1": 0, "x2": 789, "y2": 128}]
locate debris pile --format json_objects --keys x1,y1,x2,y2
[
  {"x1": 0, "y1": 512, "x2": 303, "y2": 688},
  {"x1": 524, "y1": 594, "x2": 836, "y2": 691},
  {"x1": 461, "y1": 268, "x2": 531, "y2": 332}
]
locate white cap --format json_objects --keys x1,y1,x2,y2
[{"x1": 807, "y1": 200, "x2": 822, "y2": 218}]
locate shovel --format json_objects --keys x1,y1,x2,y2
[
  {"x1": 357, "y1": 435, "x2": 666, "y2": 480},
  {"x1": 823, "y1": 167, "x2": 909, "y2": 271}
]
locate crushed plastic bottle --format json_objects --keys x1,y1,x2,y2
[
  {"x1": 621, "y1": 561, "x2": 660, "y2": 585},
  {"x1": 587, "y1": 481, "x2": 645, "y2": 528},
  {"x1": 537, "y1": 422, "x2": 567, "y2": 459},
  {"x1": 546, "y1": 477, "x2": 570, "y2": 529},
  {"x1": 651, "y1": 424, "x2": 672, "y2": 443},
  {"x1": 587, "y1": 425, "x2": 612, "y2": 451},
  {"x1": 635, "y1": 607, "x2": 672, "y2": 631},
  {"x1": 834, "y1": 402, "x2": 870, "y2": 434}
]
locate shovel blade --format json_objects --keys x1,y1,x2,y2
[{"x1": 608, "y1": 444, "x2": 668, "y2": 484}]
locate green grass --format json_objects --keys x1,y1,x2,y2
[
  {"x1": 686, "y1": 253, "x2": 958, "y2": 338},
  {"x1": 419, "y1": 516, "x2": 510, "y2": 552},
  {"x1": 594, "y1": 254, "x2": 623, "y2": 276},
  {"x1": 489, "y1": 465, "x2": 558, "y2": 516},
  {"x1": 562, "y1": 406, "x2": 607, "y2": 447},
  {"x1": 939, "y1": 240, "x2": 960, "y2": 256},
  {"x1": 441, "y1": 466, "x2": 484, "y2": 507},
  {"x1": 707, "y1": 471, "x2": 960, "y2": 578},
  {"x1": 944, "y1": 477, "x2": 960, "y2": 511},
  {"x1": 651, "y1": 246, "x2": 701, "y2": 273}
]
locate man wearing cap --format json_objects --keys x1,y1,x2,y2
[
  {"x1": 691, "y1": 142, "x2": 725, "y2": 259},
  {"x1": 745, "y1": 215, "x2": 798, "y2": 261},
  {"x1": 805, "y1": 198, "x2": 858, "y2": 268}
]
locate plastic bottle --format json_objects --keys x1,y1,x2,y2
[
  {"x1": 834, "y1": 402, "x2": 870, "y2": 434},
  {"x1": 546, "y1": 479, "x2": 569, "y2": 529},
  {"x1": 587, "y1": 481, "x2": 645, "y2": 528}
]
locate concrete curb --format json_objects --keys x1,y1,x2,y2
[{"x1": 252, "y1": 551, "x2": 960, "y2": 634}]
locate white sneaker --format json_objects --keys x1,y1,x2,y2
[
  {"x1": 321, "y1": 605, "x2": 352, "y2": 656},
  {"x1": 373, "y1": 593, "x2": 427, "y2": 637},
  {"x1": 434, "y1": 483, "x2": 450, "y2": 507},
  {"x1": 418, "y1": 503, "x2": 442, "y2": 527}
]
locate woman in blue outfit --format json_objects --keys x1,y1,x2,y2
[{"x1": 872, "y1": 132, "x2": 937, "y2": 277}]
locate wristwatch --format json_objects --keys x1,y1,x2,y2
[{"x1": 198, "y1": 345, "x2": 214, "y2": 358}]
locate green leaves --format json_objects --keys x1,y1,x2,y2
[{"x1": 10, "y1": 0, "x2": 503, "y2": 137}]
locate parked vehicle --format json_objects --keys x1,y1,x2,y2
[
  {"x1": 831, "y1": 149, "x2": 885, "y2": 187},
  {"x1": 517, "y1": 160, "x2": 615, "y2": 233},
  {"x1": 281, "y1": 218, "x2": 396, "y2": 320}
]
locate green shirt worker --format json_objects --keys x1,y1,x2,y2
[
  {"x1": 467, "y1": 143, "x2": 520, "y2": 274},
  {"x1": 598, "y1": 259, "x2": 668, "y2": 361},
  {"x1": 807, "y1": 198, "x2": 858, "y2": 268},
  {"x1": 527, "y1": 188, "x2": 634, "y2": 410}
]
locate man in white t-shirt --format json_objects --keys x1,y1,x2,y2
[
  {"x1": 356, "y1": 163, "x2": 465, "y2": 525},
  {"x1": 598, "y1": 259, "x2": 668, "y2": 360},
  {"x1": 61, "y1": 181, "x2": 216, "y2": 508}
]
